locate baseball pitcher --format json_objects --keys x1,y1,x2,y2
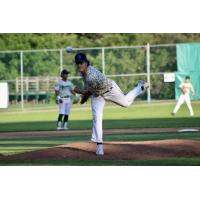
[
  {"x1": 55, "y1": 69, "x2": 76, "y2": 130},
  {"x1": 172, "y1": 76, "x2": 195, "y2": 116},
  {"x1": 73, "y1": 53, "x2": 149, "y2": 156}
]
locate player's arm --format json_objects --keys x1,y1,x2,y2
[
  {"x1": 178, "y1": 83, "x2": 183, "y2": 89},
  {"x1": 178, "y1": 83, "x2": 186, "y2": 94},
  {"x1": 54, "y1": 82, "x2": 63, "y2": 104},
  {"x1": 55, "y1": 90, "x2": 59, "y2": 96},
  {"x1": 74, "y1": 86, "x2": 92, "y2": 104},
  {"x1": 190, "y1": 84, "x2": 195, "y2": 95},
  {"x1": 55, "y1": 90, "x2": 63, "y2": 104},
  {"x1": 71, "y1": 90, "x2": 76, "y2": 95},
  {"x1": 74, "y1": 86, "x2": 92, "y2": 96}
]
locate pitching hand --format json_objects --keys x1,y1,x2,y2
[{"x1": 80, "y1": 95, "x2": 90, "y2": 104}]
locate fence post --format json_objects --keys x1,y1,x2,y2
[
  {"x1": 60, "y1": 49, "x2": 63, "y2": 72},
  {"x1": 102, "y1": 47, "x2": 105, "y2": 74},
  {"x1": 146, "y1": 43, "x2": 151, "y2": 103},
  {"x1": 20, "y1": 51, "x2": 24, "y2": 110}
]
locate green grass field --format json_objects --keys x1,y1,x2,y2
[
  {"x1": 0, "y1": 101, "x2": 200, "y2": 165},
  {"x1": 0, "y1": 101, "x2": 200, "y2": 132}
]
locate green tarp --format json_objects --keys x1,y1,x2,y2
[
  {"x1": 177, "y1": 43, "x2": 200, "y2": 72},
  {"x1": 176, "y1": 43, "x2": 200, "y2": 100}
]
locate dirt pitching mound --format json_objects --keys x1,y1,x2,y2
[{"x1": 1, "y1": 139, "x2": 200, "y2": 162}]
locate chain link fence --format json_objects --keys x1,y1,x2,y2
[{"x1": 0, "y1": 44, "x2": 177, "y2": 111}]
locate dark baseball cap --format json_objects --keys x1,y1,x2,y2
[
  {"x1": 61, "y1": 69, "x2": 70, "y2": 75},
  {"x1": 185, "y1": 75, "x2": 190, "y2": 80},
  {"x1": 74, "y1": 53, "x2": 87, "y2": 63}
]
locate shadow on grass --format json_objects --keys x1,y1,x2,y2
[
  {"x1": 1, "y1": 158, "x2": 200, "y2": 166},
  {"x1": 0, "y1": 117, "x2": 200, "y2": 132}
]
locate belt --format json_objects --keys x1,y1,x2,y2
[
  {"x1": 102, "y1": 87, "x2": 113, "y2": 95},
  {"x1": 61, "y1": 96, "x2": 70, "y2": 98}
]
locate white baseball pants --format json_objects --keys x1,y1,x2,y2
[
  {"x1": 59, "y1": 98, "x2": 71, "y2": 115},
  {"x1": 91, "y1": 80, "x2": 143, "y2": 143},
  {"x1": 173, "y1": 94, "x2": 194, "y2": 116}
]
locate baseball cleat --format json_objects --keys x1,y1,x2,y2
[
  {"x1": 137, "y1": 80, "x2": 149, "y2": 92},
  {"x1": 96, "y1": 144, "x2": 104, "y2": 156},
  {"x1": 57, "y1": 122, "x2": 62, "y2": 130}
]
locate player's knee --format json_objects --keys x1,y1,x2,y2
[
  {"x1": 123, "y1": 104, "x2": 129, "y2": 108},
  {"x1": 120, "y1": 101, "x2": 130, "y2": 108},
  {"x1": 112, "y1": 100, "x2": 130, "y2": 107}
]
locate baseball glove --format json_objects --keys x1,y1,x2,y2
[
  {"x1": 72, "y1": 95, "x2": 80, "y2": 104},
  {"x1": 56, "y1": 96, "x2": 63, "y2": 104},
  {"x1": 56, "y1": 99, "x2": 63, "y2": 104},
  {"x1": 80, "y1": 95, "x2": 90, "y2": 104}
]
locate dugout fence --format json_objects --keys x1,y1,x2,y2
[{"x1": 0, "y1": 43, "x2": 178, "y2": 111}]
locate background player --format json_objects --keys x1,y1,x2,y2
[
  {"x1": 55, "y1": 69, "x2": 76, "y2": 130},
  {"x1": 74, "y1": 53, "x2": 149, "y2": 156},
  {"x1": 172, "y1": 75, "x2": 195, "y2": 116}
]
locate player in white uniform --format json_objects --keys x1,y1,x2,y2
[
  {"x1": 172, "y1": 76, "x2": 195, "y2": 116},
  {"x1": 73, "y1": 53, "x2": 149, "y2": 156},
  {"x1": 55, "y1": 69, "x2": 76, "y2": 130}
]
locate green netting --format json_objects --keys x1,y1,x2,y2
[{"x1": 176, "y1": 43, "x2": 200, "y2": 100}]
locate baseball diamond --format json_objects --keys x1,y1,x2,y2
[{"x1": 1, "y1": 36, "x2": 200, "y2": 166}]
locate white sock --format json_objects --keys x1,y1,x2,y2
[
  {"x1": 57, "y1": 121, "x2": 62, "y2": 128},
  {"x1": 64, "y1": 122, "x2": 68, "y2": 128}
]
